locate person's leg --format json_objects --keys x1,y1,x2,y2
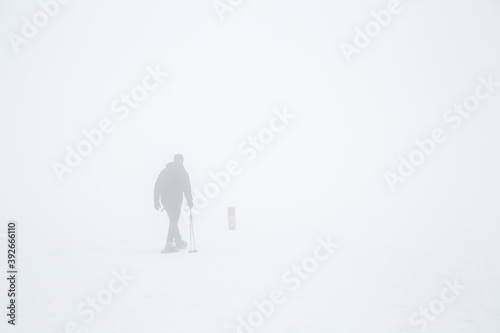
[
  {"x1": 165, "y1": 203, "x2": 181, "y2": 243},
  {"x1": 174, "y1": 203, "x2": 183, "y2": 242}
]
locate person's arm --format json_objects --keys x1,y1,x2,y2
[
  {"x1": 184, "y1": 172, "x2": 194, "y2": 208},
  {"x1": 153, "y1": 171, "x2": 163, "y2": 210}
]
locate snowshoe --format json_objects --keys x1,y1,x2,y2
[{"x1": 176, "y1": 239, "x2": 188, "y2": 250}]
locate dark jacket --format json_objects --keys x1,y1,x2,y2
[{"x1": 154, "y1": 162, "x2": 193, "y2": 207}]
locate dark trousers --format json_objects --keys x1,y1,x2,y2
[{"x1": 164, "y1": 201, "x2": 182, "y2": 243}]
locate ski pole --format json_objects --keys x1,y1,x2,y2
[{"x1": 188, "y1": 208, "x2": 197, "y2": 253}]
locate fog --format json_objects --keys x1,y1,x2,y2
[{"x1": 1, "y1": 0, "x2": 500, "y2": 332}]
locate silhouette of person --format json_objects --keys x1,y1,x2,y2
[{"x1": 154, "y1": 154, "x2": 193, "y2": 253}]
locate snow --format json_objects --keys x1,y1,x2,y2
[
  {"x1": 2, "y1": 203, "x2": 499, "y2": 333},
  {"x1": 2, "y1": 0, "x2": 500, "y2": 332}
]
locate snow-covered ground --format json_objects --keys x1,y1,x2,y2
[
  {"x1": 1, "y1": 0, "x2": 500, "y2": 332},
  {"x1": 5, "y1": 199, "x2": 500, "y2": 333}
]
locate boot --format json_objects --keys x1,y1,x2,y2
[{"x1": 161, "y1": 242, "x2": 178, "y2": 253}]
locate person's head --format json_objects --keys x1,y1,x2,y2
[{"x1": 173, "y1": 154, "x2": 184, "y2": 164}]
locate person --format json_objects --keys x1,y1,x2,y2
[{"x1": 154, "y1": 154, "x2": 194, "y2": 253}]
